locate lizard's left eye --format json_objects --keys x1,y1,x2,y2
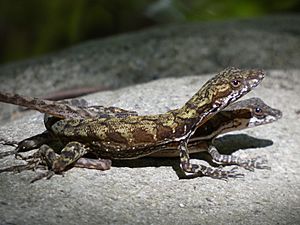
[
  {"x1": 254, "y1": 107, "x2": 263, "y2": 115},
  {"x1": 231, "y1": 79, "x2": 241, "y2": 88}
]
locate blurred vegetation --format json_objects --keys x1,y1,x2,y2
[{"x1": 0, "y1": 0, "x2": 299, "y2": 64}]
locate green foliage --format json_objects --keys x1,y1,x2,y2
[{"x1": 0, "y1": 0, "x2": 299, "y2": 63}]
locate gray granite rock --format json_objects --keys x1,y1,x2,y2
[
  {"x1": 0, "y1": 69, "x2": 299, "y2": 225},
  {"x1": 0, "y1": 15, "x2": 300, "y2": 121}
]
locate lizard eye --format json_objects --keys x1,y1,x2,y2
[
  {"x1": 231, "y1": 79, "x2": 241, "y2": 88},
  {"x1": 254, "y1": 107, "x2": 263, "y2": 115}
]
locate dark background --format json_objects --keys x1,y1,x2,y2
[{"x1": 0, "y1": 0, "x2": 299, "y2": 64}]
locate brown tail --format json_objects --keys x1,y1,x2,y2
[
  {"x1": 0, "y1": 91, "x2": 88, "y2": 118},
  {"x1": 0, "y1": 91, "x2": 138, "y2": 119}
]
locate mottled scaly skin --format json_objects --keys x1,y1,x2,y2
[
  {"x1": 0, "y1": 97, "x2": 282, "y2": 176},
  {"x1": 71, "y1": 97, "x2": 281, "y2": 170},
  {"x1": 52, "y1": 68, "x2": 264, "y2": 159},
  {"x1": 0, "y1": 92, "x2": 137, "y2": 120},
  {"x1": 150, "y1": 97, "x2": 282, "y2": 157},
  {"x1": 0, "y1": 67, "x2": 266, "y2": 180}
]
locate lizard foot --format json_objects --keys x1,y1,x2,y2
[
  {"x1": 180, "y1": 141, "x2": 244, "y2": 179},
  {"x1": 0, "y1": 158, "x2": 45, "y2": 174},
  {"x1": 30, "y1": 170, "x2": 58, "y2": 183},
  {"x1": 198, "y1": 165, "x2": 244, "y2": 180},
  {"x1": 183, "y1": 163, "x2": 244, "y2": 180},
  {"x1": 208, "y1": 145, "x2": 270, "y2": 171},
  {"x1": 239, "y1": 156, "x2": 270, "y2": 171}
]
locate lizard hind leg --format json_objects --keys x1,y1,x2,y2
[
  {"x1": 0, "y1": 131, "x2": 53, "y2": 159},
  {"x1": 15, "y1": 131, "x2": 55, "y2": 154},
  {"x1": 179, "y1": 141, "x2": 244, "y2": 179}
]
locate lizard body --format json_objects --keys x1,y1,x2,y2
[
  {"x1": 0, "y1": 97, "x2": 281, "y2": 174},
  {"x1": 72, "y1": 97, "x2": 281, "y2": 171},
  {"x1": 50, "y1": 68, "x2": 263, "y2": 159},
  {"x1": 0, "y1": 68, "x2": 265, "y2": 179}
]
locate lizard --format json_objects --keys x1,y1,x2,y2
[
  {"x1": 72, "y1": 97, "x2": 281, "y2": 171},
  {"x1": 0, "y1": 80, "x2": 282, "y2": 171},
  {"x1": 0, "y1": 67, "x2": 265, "y2": 180},
  {"x1": 0, "y1": 97, "x2": 281, "y2": 172},
  {"x1": 149, "y1": 97, "x2": 282, "y2": 157}
]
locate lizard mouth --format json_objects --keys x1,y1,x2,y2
[
  {"x1": 247, "y1": 70, "x2": 265, "y2": 89},
  {"x1": 274, "y1": 109, "x2": 283, "y2": 119}
]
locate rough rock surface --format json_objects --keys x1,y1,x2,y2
[
  {"x1": 0, "y1": 69, "x2": 299, "y2": 225},
  {"x1": 0, "y1": 15, "x2": 300, "y2": 121}
]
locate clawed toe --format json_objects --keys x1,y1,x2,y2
[
  {"x1": 252, "y1": 157, "x2": 270, "y2": 170},
  {"x1": 204, "y1": 166, "x2": 244, "y2": 180},
  {"x1": 219, "y1": 167, "x2": 244, "y2": 179},
  {"x1": 239, "y1": 157, "x2": 270, "y2": 171},
  {"x1": 0, "y1": 159, "x2": 42, "y2": 174}
]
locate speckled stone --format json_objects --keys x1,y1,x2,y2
[{"x1": 0, "y1": 69, "x2": 299, "y2": 225}]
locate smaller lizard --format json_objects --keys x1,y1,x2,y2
[{"x1": 74, "y1": 97, "x2": 282, "y2": 171}]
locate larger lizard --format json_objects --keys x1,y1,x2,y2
[{"x1": 0, "y1": 68, "x2": 264, "y2": 179}]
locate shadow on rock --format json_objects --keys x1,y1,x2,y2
[{"x1": 214, "y1": 133, "x2": 273, "y2": 155}]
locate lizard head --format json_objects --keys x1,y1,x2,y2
[
  {"x1": 246, "y1": 98, "x2": 282, "y2": 127},
  {"x1": 225, "y1": 97, "x2": 282, "y2": 129},
  {"x1": 180, "y1": 67, "x2": 265, "y2": 125},
  {"x1": 208, "y1": 67, "x2": 265, "y2": 113}
]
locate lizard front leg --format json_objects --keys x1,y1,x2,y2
[
  {"x1": 22, "y1": 142, "x2": 91, "y2": 182},
  {"x1": 179, "y1": 140, "x2": 244, "y2": 179},
  {"x1": 0, "y1": 132, "x2": 54, "y2": 159},
  {"x1": 207, "y1": 144, "x2": 270, "y2": 171},
  {"x1": 0, "y1": 142, "x2": 111, "y2": 182},
  {"x1": 21, "y1": 147, "x2": 112, "y2": 171},
  {"x1": 30, "y1": 142, "x2": 110, "y2": 181},
  {"x1": 16, "y1": 131, "x2": 56, "y2": 153}
]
